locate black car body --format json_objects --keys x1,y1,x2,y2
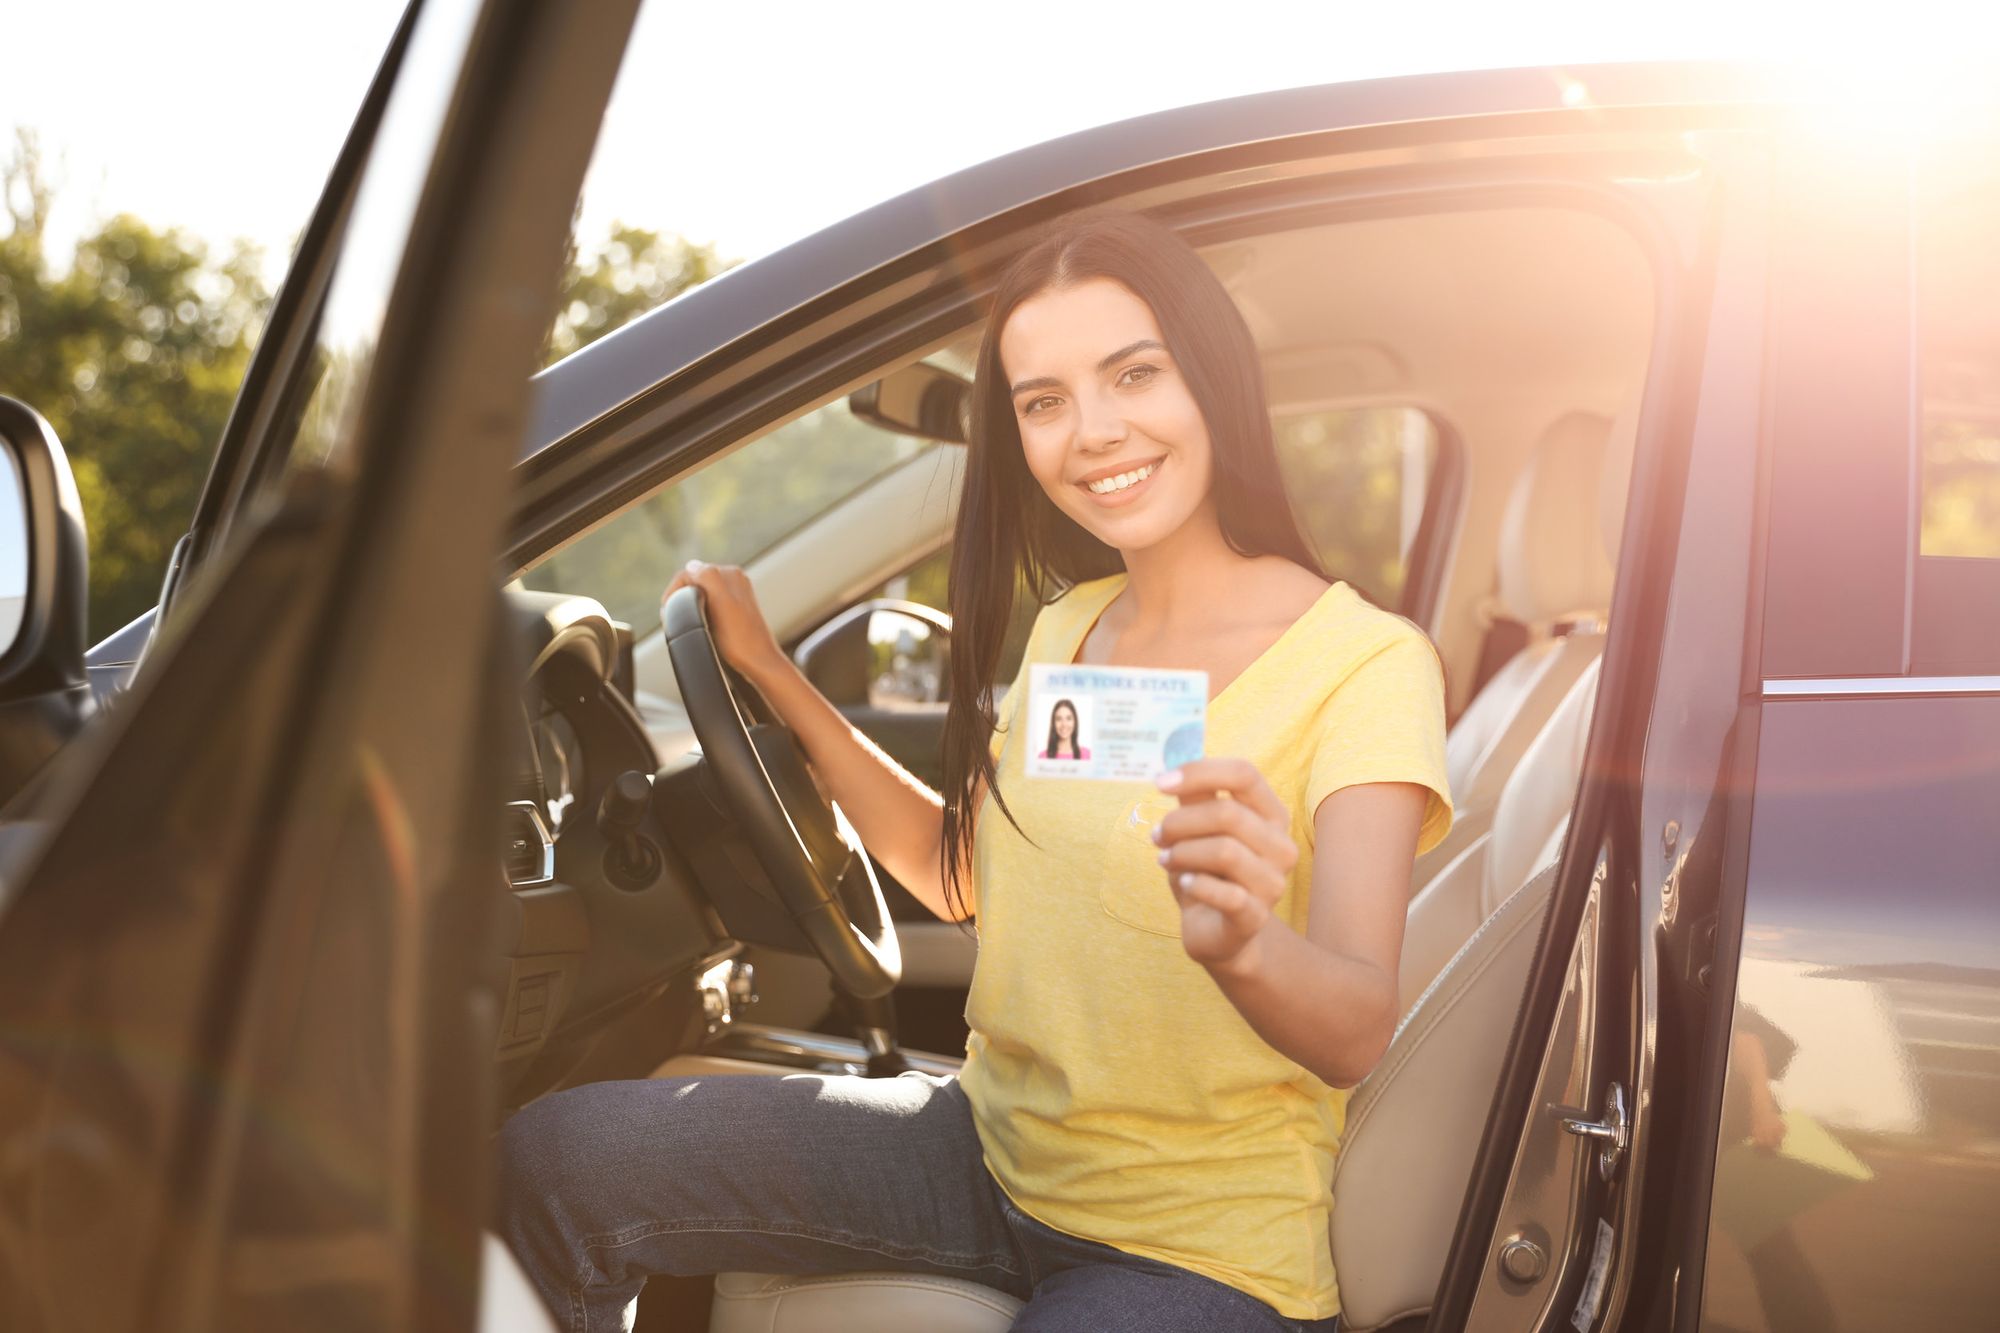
[{"x1": 1, "y1": 2, "x2": 1995, "y2": 1330}]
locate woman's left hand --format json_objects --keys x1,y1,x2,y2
[{"x1": 1151, "y1": 758, "x2": 1299, "y2": 972}]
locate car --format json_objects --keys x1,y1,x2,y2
[{"x1": 1, "y1": 2, "x2": 1995, "y2": 1330}]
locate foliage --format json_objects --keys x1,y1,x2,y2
[
  {"x1": 1, "y1": 130, "x2": 268, "y2": 635},
  {"x1": 523, "y1": 395, "x2": 942, "y2": 629},
  {"x1": 0, "y1": 123, "x2": 731, "y2": 638},
  {"x1": 1274, "y1": 407, "x2": 1432, "y2": 610},
  {"x1": 1921, "y1": 418, "x2": 2000, "y2": 558},
  {"x1": 545, "y1": 223, "x2": 730, "y2": 366}
]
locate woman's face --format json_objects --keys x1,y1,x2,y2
[
  {"x1": 1000, "y1": 277, "x2": 1214, "y2": 552},
  {"x1": 1054, "y1": 703, "x2": 1076, "y2": 739}
]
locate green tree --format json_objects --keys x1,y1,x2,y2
[
  {"x1": 544, "y1": 223, "x2": 731, "y2": 365},
  {"x1": 1, "y1": 130, "x2": 268, "y2": 635},
  {"x1": 1, "y1": 124, "x2": 731, "y2": 637}
]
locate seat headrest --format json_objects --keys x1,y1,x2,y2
[{"x1": 1497, "y1": 413, "x2": 1616, "y2": 629}]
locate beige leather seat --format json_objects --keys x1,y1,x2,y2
[
  {"x1": 1397, "y1": 657, "x2": 1598, "y2": 1014},
  {"x1": 708, "y1": 662, "x2": 1603, "y2": 1333},
  {"x1": 711, "y1": 1271, "x2": 1024, "y2": 1331},
  {"x1": 1415, "y1": 410, "x2": 1616, "y2": 887}
]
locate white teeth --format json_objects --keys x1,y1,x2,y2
[{"x1": 1086, "y1": 460, "x2": 1158, "y2": 495}]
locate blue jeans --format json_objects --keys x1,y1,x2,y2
[{"x1": 495, "y1": 1069, "x2": 1340, "y2": 1332}]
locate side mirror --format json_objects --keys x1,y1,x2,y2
[
  {"x1": 847, "y1": 362, "x2": 970, "y2": 444},
  {"x1": 794, "y1": 599, "x2": 950, "y2": 709},
  {"x1": 0, "y1": 398, "x2": 94, "y2": 796}
]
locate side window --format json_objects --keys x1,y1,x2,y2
[
  {"x1": 1912, "y1": 142, "x2": 2000, "y2": 672},
  {"x1": 866, "y1": 548, "x2": 1039, "y2": 688},
  {"x1": 522, "y1": 396, "x2": 935, "y2": 628},
  {"x1": 1917, "y1": 156, "x2": 2000, "y2": 560},
  {"x1": 1273, "y1": 406, "x2": 1443, "y2": 612}
]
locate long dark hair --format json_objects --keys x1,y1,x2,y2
[
  {"x1": 1044, "y1": 699, "x2": 1081, "y2": 758},
  {"x1": 938, "y1": 209, "x2": 1324, "y2": 920}
]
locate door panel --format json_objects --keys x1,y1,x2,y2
[
  {"x1": 1704, "y1": 127, "x2": 2000, "y2": 1333},
  {"x1": 1702, "y1": 695, "x2": 2000, "y2": 1332},
  {"x1": 0, "y1": 502, "x2": 330, "y2": 1332},
  {"x1": 1462, "y1": 876, "x2": 1607, "y2": 1332},
  {"x1": 0, "y1": 1, "x2": 640, "y2": 1328}
]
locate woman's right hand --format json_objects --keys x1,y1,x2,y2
[{"x1": 663, "y1": 560, "x2": 787, "y2": 684}]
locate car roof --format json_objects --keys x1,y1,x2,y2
[{"x1": 523, "y1": 59, "x2": 1783, "y2": 460}]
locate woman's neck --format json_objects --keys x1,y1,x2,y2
[{"x1": 1116, "y1": 501, "x2": 1265, "y2": 631}]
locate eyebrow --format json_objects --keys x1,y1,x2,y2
[{"x1": 1009, "y1": 339, "x2": 1167, "y2": 397}]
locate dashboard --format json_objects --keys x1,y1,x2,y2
[{"x1": 494, "y1": 590, "x2": 730, "y2": 1107}]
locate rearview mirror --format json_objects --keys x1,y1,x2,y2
[{"x1": 847, "y1": 362, "x2": 970, "y2": 444}]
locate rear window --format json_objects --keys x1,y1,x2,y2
[
  {"x1": 1912, "y1": 139, "x2": 2000, "y2": 671},
  {"x1": 1273, "y1": 406, "x2": 1442, "y2": 612},
  {"x1": 1917, "y1": 152, "x2": 2000, "y2": 561}
]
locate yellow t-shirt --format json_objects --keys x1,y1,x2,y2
[{"x1": 958, "y1": 572, "x2": 1452, "y2": 1320}]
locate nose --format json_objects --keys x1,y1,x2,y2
[{"x1": 1072, "y1": 383, "x2": 1127, "y2": 454}]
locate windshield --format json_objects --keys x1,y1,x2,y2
[{"x1": 520, "y1": 387, "x2": 947, "y2": 629}]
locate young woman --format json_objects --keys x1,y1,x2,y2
[
  {"x1": 1038, "y1": 698, "x2": 1087, "y2": 760},
  {"x1": 497, "y1": 210, "x2": 1452, "y2": 1332}
]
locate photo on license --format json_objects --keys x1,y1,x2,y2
[{"x1": 1025, "y1": 662, "x2": 1206, "y2": 782}]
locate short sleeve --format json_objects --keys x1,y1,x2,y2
[{"x1": 1304, "y1": 627, "x2": 1454, "y2": 856}]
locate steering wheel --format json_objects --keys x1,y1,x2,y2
[{"x1": 661, "y1": 584, "x2": 902, "y2": 999}]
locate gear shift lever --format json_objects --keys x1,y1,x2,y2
[
  {"x1": 597, "y1": 770, "x2": 662, "y2": 888},
  {"x1": 837, "y1": 986, "x2": 911, "y2": 1076}
]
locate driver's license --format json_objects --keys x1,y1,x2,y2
[{"x1": 1023, "y1": 662, "x2": 1207, "y2": 781}]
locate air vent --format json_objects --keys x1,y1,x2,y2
[{"x1": 504, "y1": 801, "x2": 555, "y2": 887}]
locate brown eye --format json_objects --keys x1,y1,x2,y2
[{"x1": 1117, "y1": 363, "x2": 1159, "y2": 387}]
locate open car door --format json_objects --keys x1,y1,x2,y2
[{"x1": 0, "y1": 1, "x2": 638, "y2": 1328}]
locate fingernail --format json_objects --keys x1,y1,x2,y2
[
  {"x1": 1148, "y1": 823, "x2": 1162, "y2": 845},
  {"x1": 685, "y1": 558, "x2": 705, "y2": 573},
  {"x1": 1155, "y1": 769, "x2": 1182, "y2": 790},
  {"x1": 1156, "y1": 849, "x2": 1170, "y2": 866},
  {"x1": 1177, "y1": 873, "x2": 1194, "y2": 890}
]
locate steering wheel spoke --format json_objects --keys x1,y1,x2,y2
[{"x1": 661, "y1": 585, "x2": 902, "y2": 997}]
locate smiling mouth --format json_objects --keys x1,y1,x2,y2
[{"x1": 1080, "y1": 457, "x2": 1164, "y2": 495}]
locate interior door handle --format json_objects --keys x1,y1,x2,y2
[{"x1": 1556, "y1": 1081, "x2": 1628, "y2": 1181}]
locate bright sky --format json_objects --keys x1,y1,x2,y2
[{"x1": 4, "y1": 0, "x2": 1998, "y2": 285}]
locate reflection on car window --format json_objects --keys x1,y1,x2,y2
[
  {"x1": 1274, "y1": 407, "x2": 1440, "y2": 610},
  {"x1": 272, "y1": 6, "x2": 484, "y2": 485},
  {"x1": 1917, "y1": 146, "x2": 2000, "y2": 560},
  {"x1": 523, "y1": 395, "x2": 936, "y2": 628}
]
